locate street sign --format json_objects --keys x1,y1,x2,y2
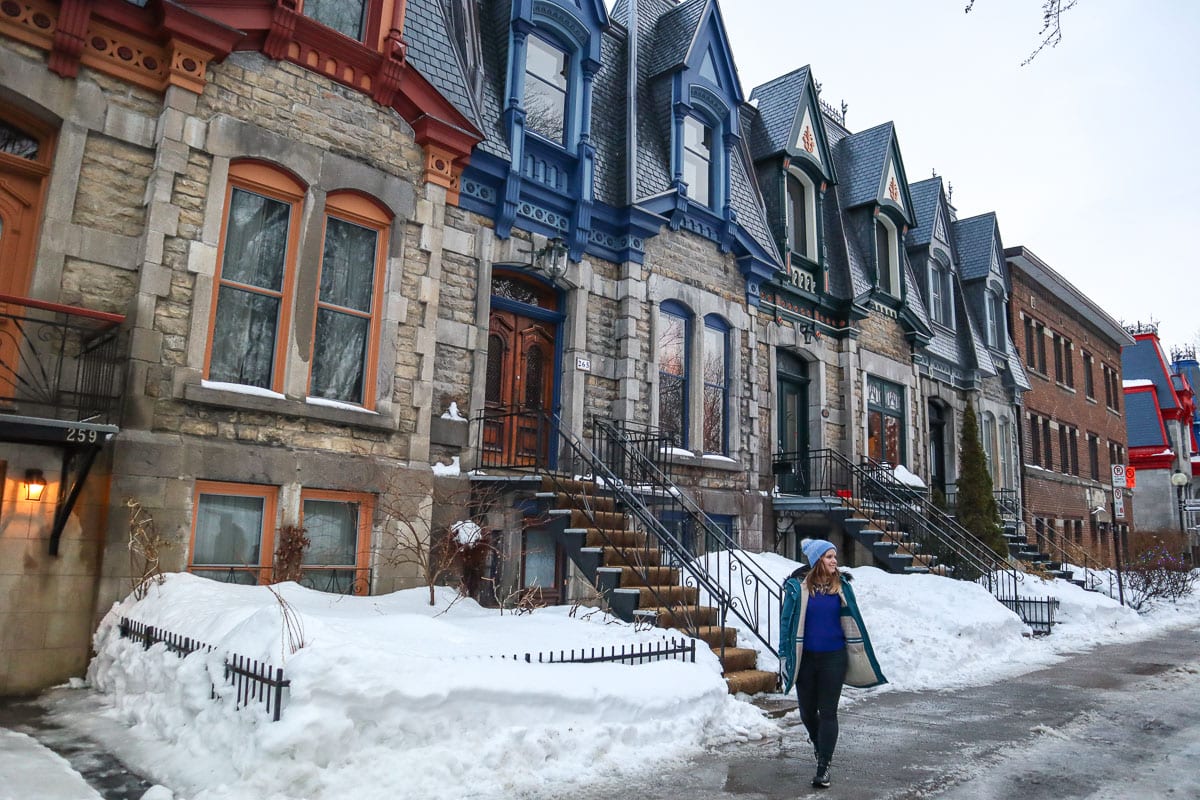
[
  {"x1": 1126, "y1": 466, "x2": 1136, "y2": 488},
  {"x1": 1111, "y1": 464, "x2": 1127, "y2": 488},
  {"x1": 1113, "y1": 487, "x2": 1126, "y2": 519}
]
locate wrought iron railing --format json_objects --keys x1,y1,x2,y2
[
  {"x1": 475, "y1": 408, "x2": 781, "y2": 681},
  {"x1": 778, "y1": 449, "x2": 1027, "y2": 608},
  {"x1": 1021, "y1": 509, "x2": 1106, "y2": 592},
  {"x1": 0, "y1": 293, "x2": 124, "y2": 425},
  {"x1": 495, "y1": 637, "x2": 697, "y2": 665}
]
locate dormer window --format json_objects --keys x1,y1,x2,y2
[
  {"x1": 302, "y1": 0, "x2": 367, "y2": 41},
  {"x1": 984, "y1": 287, "x2": 1006, "y2": 348},
  {"x1": 875, "y1": 215, "x2": 900, "y2": 296},
  {"x1": 683, "y1": 116, "x2": 713, "y2": 207},
  {"x1": 524, "y1": 35, "x2": 569, "y2": 144},
  {"x1": 787, "y1": 172, "x2": 817, "y2": 261},
  {"x1": 928, "y1": 256, "x2": 953, "y2": 326}
]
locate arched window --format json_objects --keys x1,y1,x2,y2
[
  {"x1": 787, "y1": 171, "x2": 817, "y2": 261},
  {"x1": 309, "y1": 191, "x2": 392, "y2": 408},
  {"x1": 206, "y1": 161, "x2": 306, "y2": 392},
  {"x1": 703, "y1": 315, "x2": 730, "y2": 455},
  {"x1": 875, "y1": 214, "x2": 900, "y2": 296},
  {"x1": 658, "y1": 301, "x2": 692, "y2": 447}
]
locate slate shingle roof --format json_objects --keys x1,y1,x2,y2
[
  {"x1": 1122, "y1": 337, "x2": 1179, "y2": 411},
  {"x1": 474, "y1": 0, "x2": 514, "y2": 160},
  {"x1": 403, "y1": 0, "x2": 482, "y2": 131},
  {"x1": 1125, "y1": 390, "x2": 1167, "y2": 448},
  {"x1": 591, "y1": 27, "x2": 629, "y2": 206},
  {"x1": 745, "y1": 67, "x2": 810, "y2": 159},
  {"x1": 953, "y1": 213, "x2": 997, "y2": 281},
  {"x1": 646, "y1": 0, "x2": 707, "y2": 77},
  {"x1": 907, "y1": 178, "x2": 943, "y2": 248},
  {"x1": 837, "y1": 123, "x2": 894, "y2": 208}
]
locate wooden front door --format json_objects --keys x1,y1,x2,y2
[
  {"x1": 0, "y1": 109, "x2": 55, "y2": 398},
  {"x1": 484, "y1": 308, "x2": 557, "y2": 467}
]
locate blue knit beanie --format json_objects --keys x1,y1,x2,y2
[{"x1": 801, "y1": 538, "x2": 836, "y2": 567}]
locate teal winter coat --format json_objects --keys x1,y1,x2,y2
[{"x1": 779, "y1": 567, "x2": 887, "y2": 694}]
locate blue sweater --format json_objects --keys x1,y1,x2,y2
[{"x1": 803, "y1": 591, "x2": 846, "y2": 652}]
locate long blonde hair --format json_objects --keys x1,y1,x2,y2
[{"x1": 803, "y1": 558, "x2": 842, "y2": 596}]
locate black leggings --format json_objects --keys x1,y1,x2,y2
[{"x1": 796, "y1": 647, "x2": 847, "y2": 763}]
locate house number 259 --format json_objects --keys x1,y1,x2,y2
[{"x1": 66, "y1": 427, "x2": 99, "y2": 443}]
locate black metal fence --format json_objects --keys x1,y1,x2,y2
[
  {"x1": 498, "y1": 637, "x2": 697, "y2": 665},
  {"x1": 0, "y1": 293, "x2": 124, "y2": 425},
  {"x1": 118, "y1": 617, "x2": 290, "y2": 722},
  {"x1": 997, "y1": 596, "x2": 1059, "y2": 636}
]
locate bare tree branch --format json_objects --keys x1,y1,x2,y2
[{"x1": 965, "y1": 0, "x2": 1081, "y2": 65}]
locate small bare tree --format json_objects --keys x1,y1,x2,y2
[
  {"x1": 375, "y1": 470, "x2": 504, "y2": 606},
  {"x1": 126, "y1": 498, "x2": 170, "y2": 600},
  {"x1": 1125, "y1": 540, "x2": 1198, "y2": 611}
]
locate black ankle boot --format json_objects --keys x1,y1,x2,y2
[{"x1": 812, "y1": 758, "x2": 831, "y2": 788}]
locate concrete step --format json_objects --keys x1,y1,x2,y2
[
  {"x1": 715, "y1": 646, "x2": 759, "y2": 673},
  {"x1": 644, "y1": 604, "x2": 721, "y2": 628},
  {"x1": 694, "y1": 625, "x2": 738, "y2": 649}
]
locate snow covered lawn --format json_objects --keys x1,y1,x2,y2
[{"x1": 52, "y1": 556, "x2": 1200, "y2": 800}]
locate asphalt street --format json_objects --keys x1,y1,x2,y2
[{"x1": 575, "y1": 623, "x2": 1200, "y2": 800}]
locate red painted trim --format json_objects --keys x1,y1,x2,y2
[{"x1": 0, "y1": 293, "x2": 124, "y2": 324}]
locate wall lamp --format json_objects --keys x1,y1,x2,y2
[
  {"x1": 24, "y1": 469, "x2": 46, "y2": 502},
  {"x1": 531, "y1": 237, "x2": 569, "y2": 281},
  {"x1": 797, "y1": 319, "x2": 818, "y2": 345}
]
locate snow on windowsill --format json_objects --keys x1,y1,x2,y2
[
  {"x1": 702, "y1": 454, "x2": 737, "y2": 463},
  {"x1": 201, "y1": 380, "x2": 285, "y2": 400},
  {"x1": 305, "y1": 396, "x2": 378, "y2": 415}
]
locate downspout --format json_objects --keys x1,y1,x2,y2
[{"x1": 625, "y1": 0, "x2": 638, "y2": 206}]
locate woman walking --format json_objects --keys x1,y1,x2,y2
[{"x1": 779, "y1": 538, "x2": 886, "y2": 788}]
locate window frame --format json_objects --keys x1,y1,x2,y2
[
  {"x1": 1083, "y1": 352, "x2": 1095, "y2": 399},
  {"x1": 308, "y1": 191, "x2": 392, "y2": 409},
  {"x1": 204, "y1": 161, "x2": 305, "y2": 394},
  {"x1": 658, "y1": 301, "x2": 692, "y2": 448},
  {"x1": 299, "y1": 488, "x2": 375, "y2": 595},
  {"x1": 866, "y1": 375, "x2": 905, "y2": 465},
  {"x1": 188, "y1": 481, "x2": 279, "y2": 585},
  {"x1": 682, "y1": 115, "x2": 714, "y2": 208},
  {"x1": 786, "y1": 169, "x2": 818, "y2": 262},
  {"x1": 702, "y1": 314, "x2": 730, "y2": 455},
  {"x1": 522, "y1": 32, "x2": 572, "y2": 146},
  {"x1": 874, "y1": 214, "x2": 900, "y2": 297}
]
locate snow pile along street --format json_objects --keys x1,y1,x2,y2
[{"x1": 48, "y1": 554, "x2": 1200, "y2": 800}]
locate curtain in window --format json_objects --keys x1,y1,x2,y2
[
  {"x1": 311, "y1": 216, "x2": 378, "y2": 403},
  {"x1": 211, "y1": 188, "x2": 290, "y2": 388},
  {"x1": 194, "y1": 493, "x2": 265, "y2": 582},
  {"x1": 303, "y1": 0, "x2": 366, "y2": 40}
]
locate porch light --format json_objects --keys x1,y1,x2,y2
[
  {"x1": 533, "y1": 237, "x2": 569, "y2": 281},
  {"x1": 24, "y1": 469, "x2": 46, "y2": 502}
]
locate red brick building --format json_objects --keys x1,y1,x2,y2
[{"x1": 1005, "y1": 247, "x2": 1134, "y2": 566}]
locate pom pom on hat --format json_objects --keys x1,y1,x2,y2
[{"x1": 801, "y1": 537, "x2": 835, "y2": 567}]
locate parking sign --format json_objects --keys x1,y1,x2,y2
[{"x1": 1111, "y1": 464, "x2": 1127, "y2": 488}]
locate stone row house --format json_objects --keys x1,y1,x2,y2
[{"x1": 2, "y1": 0, "x2": 1042, "y2": 694}]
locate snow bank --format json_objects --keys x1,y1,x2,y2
[{"x1": 86, "y1": 575, "x2": 773, "y2": 800}]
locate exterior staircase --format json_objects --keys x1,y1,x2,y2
[{"x1": 527, "y1": 476, "x2": 777, "y2": 694}]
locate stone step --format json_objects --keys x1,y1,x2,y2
[
  {"x1": 602, "y1": 545, "x2": 663, "y2": 568},
  {"x1": 585, "y1": 528, "x2": 650, "y2": 548},
  {"x1": 693, "y1": 624, "x2": 737, "y2": 649},
  {"x1": 715, "y1": 646, "x2": 758, "y2": 673},
  {"x1": 535, "y1": 491, "x2": 619, "y2": 514},
  {"x1": 725, "y1": 669, "x2": 778, "y2": 695},
  {"x1": 645, "y1": 604, "x2": 720, "y2": 628},
  {"x1": 634, "y1": 584, "x2": 698, "y2": 606},
  {"x1": 615, "y1": 564, "x2": 679, "y2": 587},
  {"x1": 571, "y1": 508, "x2": 628, "y2": 530}
]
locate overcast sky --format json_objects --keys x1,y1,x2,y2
[{"x1": 685, "y1": 1, "x2": 1199, "y2": 351}]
